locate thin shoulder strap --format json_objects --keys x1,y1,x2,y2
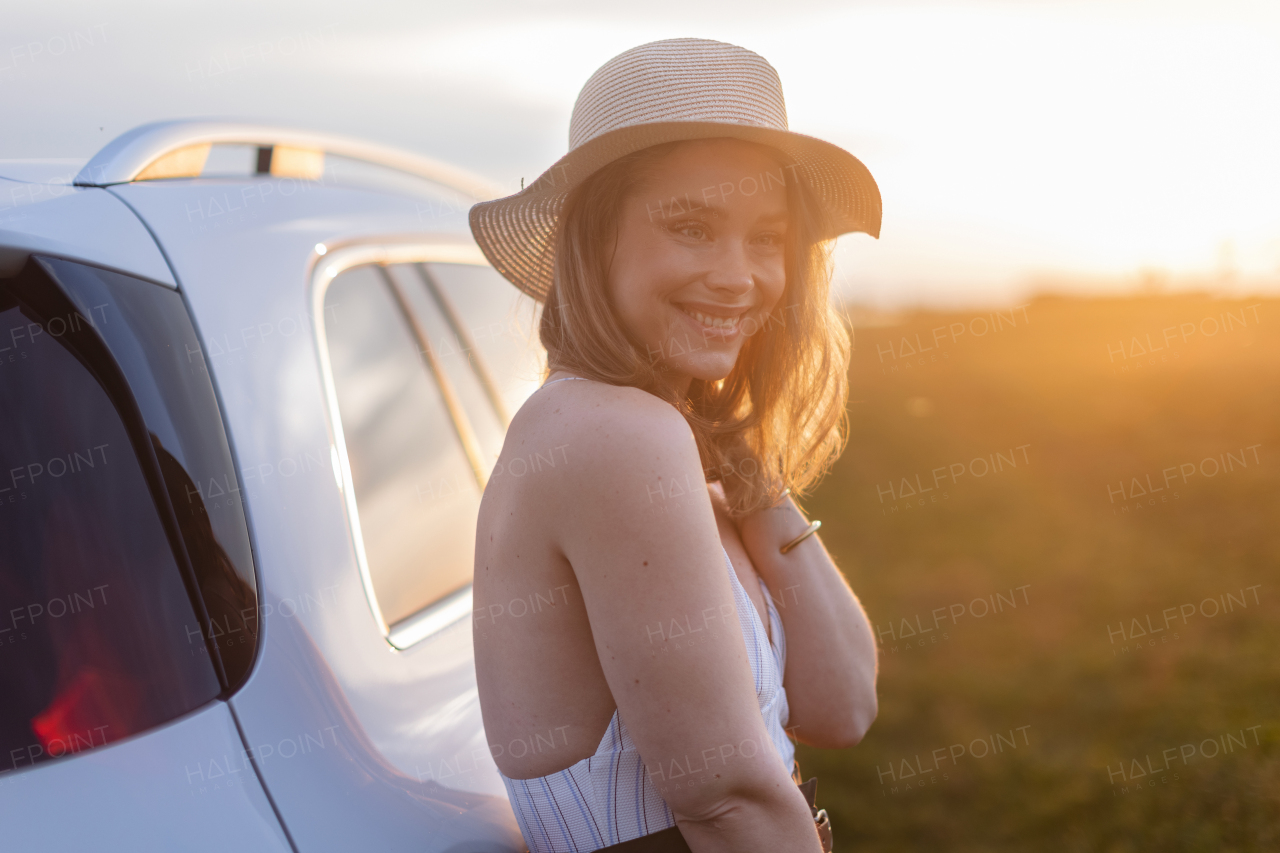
[{"x1": 538, "y1": 375, "x2": 590, "y2": 391}]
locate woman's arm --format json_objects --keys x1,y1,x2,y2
[
  {"x1": 735, "y1": 493, "x2": 879, "y2": 748},
  {"x1": 542, "y1": 384, "x2": 822, "y2": 852}
]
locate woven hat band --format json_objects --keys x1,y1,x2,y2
[{"x1": 569, "y1": 39, "x2": 789, "y2": 150}]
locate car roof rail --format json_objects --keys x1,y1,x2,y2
[{"x1": 73, "y1": 119, "x2": 505, "y2": 200}]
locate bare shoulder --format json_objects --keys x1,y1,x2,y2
[
  {"x1": 506, "y1": 380, "x2": 698, "y2": 487},
  {"x1": 492, "y1": 380, "x2": 708, "y2": 574}
]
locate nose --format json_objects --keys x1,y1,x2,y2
[{"x1": 703, "y1": 241, "x2": 754, "y2": 298}]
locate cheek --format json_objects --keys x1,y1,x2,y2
[
  {"x1": 606, "y1": 233, "x2": 647, "y2": 311},
  {"x1": 759, "y1": 259, "x2": 788, "y2": 313},
  {"x1": 606, "y1": 263, "x2": 666, "y2": 341},
  {"x1": 633, "y1": 235, "x2": 696, "y2": 284},
  {"x1": 612, "y1": 238, "x2": 687, "y2": 317},
  {"x1": 605, "y1": 273, "x2": 641, "y2": 334}
]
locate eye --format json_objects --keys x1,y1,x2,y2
[
  {"x1": 753, "y1": 231, "x2": 784, "y2": 247},
  {"x1": 672, "y1": 221, "x2": 709, "y2": 240}
]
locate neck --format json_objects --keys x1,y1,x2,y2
[
  {"x1": 655, "y1": 368, "x2": 693, "y2": 400},
  {"x1": 547, "y1": 367, "x2": 692, "y2": 401}
]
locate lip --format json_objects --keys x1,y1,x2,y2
[
  {"x1": 675, "y1": 301, "x2": 752, "y2": 319},
  {"x1": 672, "y1": 301, "x2": 752, "y2": 342}
]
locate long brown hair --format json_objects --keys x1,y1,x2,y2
[{"x1": 538, "y1": 139, "x2": 850, "y2": 516}]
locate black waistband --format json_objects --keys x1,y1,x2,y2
[{"x1": 594, "y1": 825, "x2": 691, "y2": 853}]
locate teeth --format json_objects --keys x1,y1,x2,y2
[{"x1": 682, "y1": 307, "x2": 739, "y2": 330}]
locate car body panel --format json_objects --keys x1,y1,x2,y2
[
  {"x1": 109, "y1": 177, "x2": 523, "y2": 851},
  {"x1": 0, "y1": 700, "x2": 292, "y2": 852},
  {"x1": 0, "y1": 180, "x2": 176, "y2": 286}
]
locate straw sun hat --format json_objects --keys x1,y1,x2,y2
[{"x1": 468, "y1": 37, "x2": 882, "y2": 301}]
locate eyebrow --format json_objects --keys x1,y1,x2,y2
[{"x1": 681, "y1": 202, "x2": 788, "y2": 223}]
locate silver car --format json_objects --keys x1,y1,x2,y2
[{"x1": 0, "y1": 120, "x2": 544, "y2": 851}]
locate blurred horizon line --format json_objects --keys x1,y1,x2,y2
[{"x1": 836, "y1": 270, "x2": 1280, "y2": 315}]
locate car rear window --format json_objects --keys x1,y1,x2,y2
[{"x1": 0, "y1": 256, "x2": 259, "y2": 775}]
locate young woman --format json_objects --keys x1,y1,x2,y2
[{"x1": 468, "y1": 38, "x2": 881, "y2": 853}]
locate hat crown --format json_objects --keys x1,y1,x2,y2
[{"x1": 568, "y1": 38, "x2": 789, "y2": 151}]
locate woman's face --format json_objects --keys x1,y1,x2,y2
[{"x1": 606, "y1": 138, "x2": 789, "y2": 387}]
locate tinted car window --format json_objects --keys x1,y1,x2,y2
[
  {"x1": 0, "y1": 257, "x2": 258, "y2": 775},
  {"x1": 323, "y1": 265, "x2": 482, "y2": 627}
]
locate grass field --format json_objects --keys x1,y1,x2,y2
[{"x1": 796, "y1": 293, "x2": 1280, "y2": 852}]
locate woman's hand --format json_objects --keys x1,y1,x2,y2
[{"x1": 735, "y1": 492, "x2": 879, "y2": 749}]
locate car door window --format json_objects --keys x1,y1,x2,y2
[
  {"x1": 322, "y1": 265, "x2": 481, "y2": 629},
  {"x1": 382, "y1": 264, "x2": 505, "y2": 472},
  {"x1": 420, "y1": 262, "x2": 545, "y2": 423}
]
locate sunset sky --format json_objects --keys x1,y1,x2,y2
[{"x1": 4, "y1": 0, "x2": 1278, "y2": 307}]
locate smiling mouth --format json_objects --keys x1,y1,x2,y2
[{"x1": 676, "y1": 305, "x2": 746, "y2": 332}]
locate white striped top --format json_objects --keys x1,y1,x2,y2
[{"x1": 498, "y1": 547, "x2": 793, "y2": 852}]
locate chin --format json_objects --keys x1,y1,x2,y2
[{"x1": 668, "y1": 354, "x2": 740, "y2": 384}]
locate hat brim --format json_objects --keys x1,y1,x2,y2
[{"x1": 469, "y1": 121, "x2": 882, "y2": 301}]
